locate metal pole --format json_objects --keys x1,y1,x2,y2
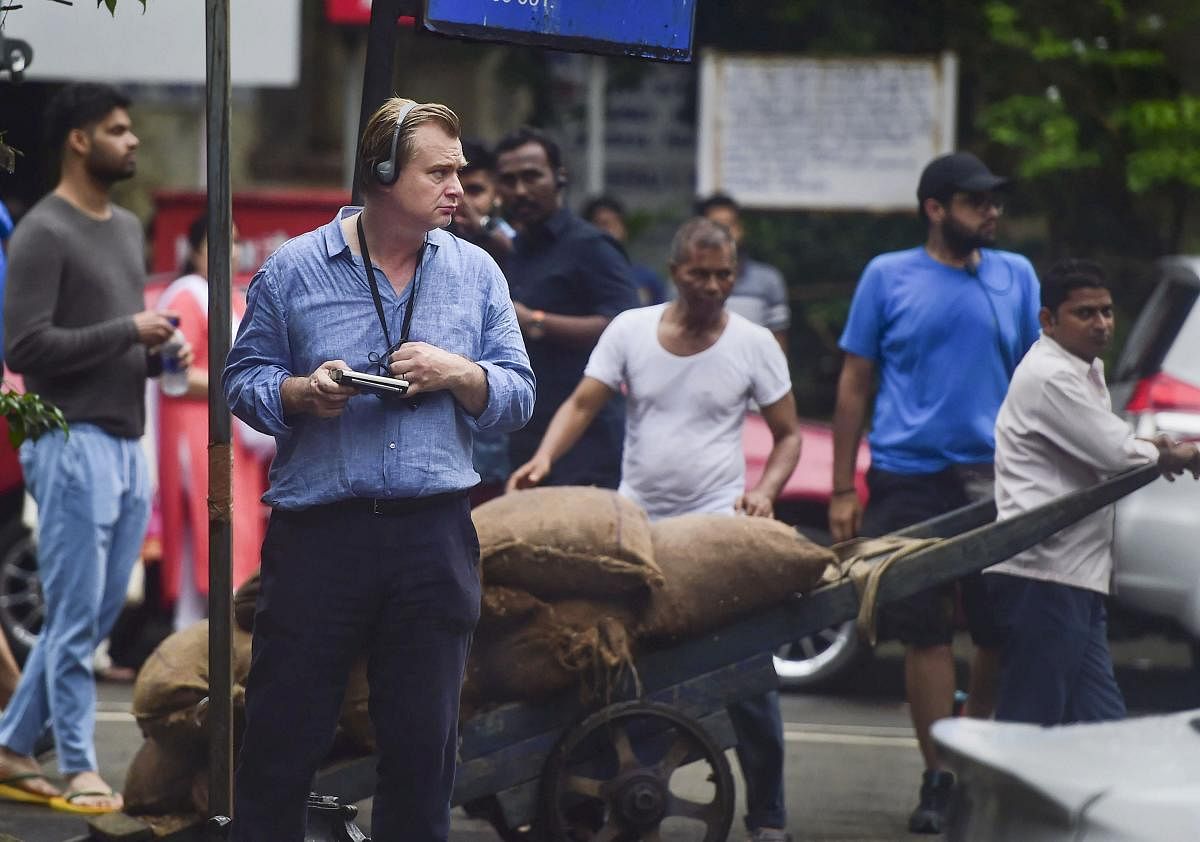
[
  {"x1": 351, "y1": 0, "x2": 404, "y2": 205},
  {"x1": 586, "y1": 55, "x2": 606, "y2": 196},
  {"x1": 205, "y1": 0, "x2": 234, "y2": 822}
]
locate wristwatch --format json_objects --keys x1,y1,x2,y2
[{"x1": 526, "y1": 309, "x2": 546, "y2": 341}]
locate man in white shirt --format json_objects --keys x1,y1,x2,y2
[
  {"x1": 508, "y1": 217, "x2": 802, "y2": 842},
  {"x1": 987, "y1": 259, "x2": 1199, "y2": 725}
]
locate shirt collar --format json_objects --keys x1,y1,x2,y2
[
  {"x1": 322, "y1": 206, "x2": 445, "y2": 260},
  {"x1": 1041, "y1": 333, "x2": 1105, "y2": 380},
  {"x1": 518, "y1": 206, "x2": 572, "y2": 248}
]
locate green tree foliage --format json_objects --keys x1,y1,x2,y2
[
  {"x1": 975, "y1": 0, "x2": 1200, "y2": 256},
  {"x1": 0, "y1": 388, "x2": 68, "y2": 447}
]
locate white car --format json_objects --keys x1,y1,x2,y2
[{"x1": 1109, "y1": 257, "x2": 1200, "y2": 646}]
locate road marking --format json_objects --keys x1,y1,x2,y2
[
  {"x1": 783, "y1": 723, "x2": 918, "y2": 748},
  {"x1": 97, "y1": 711, "x2": 137, "y2": 723}
]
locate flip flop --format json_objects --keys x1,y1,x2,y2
[
  {"x1": 48, "y1": 789, "x2": 122, "y2": 815},
  {"x1": 0, "y1": 772, "x2": 58, "y2": 805}
]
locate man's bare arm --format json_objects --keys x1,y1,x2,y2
[{"x1": 829, "y1": 353, "x2": 876, "y2": 542}]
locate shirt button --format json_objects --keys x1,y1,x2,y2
[{"x1": 389, "y1": 442, "x2": 396, "y2": 450}]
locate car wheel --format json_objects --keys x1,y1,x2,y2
[
  {"x1": 773, "y1": 620, "x2": 868, "y2": 691},
  {"x1": 0, "y1": 525, "x2": 43, "y2": 664}
]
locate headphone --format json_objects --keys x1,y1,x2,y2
[{"x1": 373, "y1": 101, "x2": 419, "y2": 186}]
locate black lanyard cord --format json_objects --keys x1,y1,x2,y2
[{"x1": 356, "y1": 213, "x2": 426, "y2": 365}]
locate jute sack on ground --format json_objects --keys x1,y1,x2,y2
[
  {"x1": 472, "y1": 487, "x2": 662, "y2": 598},
  {"x1": 233, "y1": 571, "x2": 261, "y2": 632},
  {"x1": 464, "y1": 596, "x2": 641, "y2": 709},
  {"x1": 131, "y1": 621, "x2": 254, "y2": 749},
  {"x1": 639, "y1": 514, "x2": 836, "y2": 643},
  {"x1": 123, "y1": 737, "x2": 203, "y2": 816},
  {"x1": 337, "y1": 658, "x2": 373, "y2": 755}
]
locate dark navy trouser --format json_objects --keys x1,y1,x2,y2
[
  {"x1": 729, "y1": 690, "x2": 787, "y2": 831},
  {"x1": 231, "y1": 496, "x2": 480, "y2": 842},
  {"x1": 988, "y1": 573, "x2": 1125, "y2": 726}
]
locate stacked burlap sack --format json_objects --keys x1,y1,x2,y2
[
  {"x1": 463, "y1": 487, "x2": 835, "y2": 712},
  {"x1": 124, "y1": 487, "x2": 834, "y2": 819},
  {"x1": 124, "y1": 581, "x2": 373, "y2": 819}
]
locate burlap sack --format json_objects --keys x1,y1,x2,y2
[
  {"x1": 639, "y1": 514, "x2": 836, "y2": 642},
  {"x1": 123, "y1": 737, "x2": 203, "y2": 816},
  {"x1": 466, "y1": 597, "x2": 639, "y2": 706},
  {"x1": 233, "y1": 571, "x2": 261, "y2": 633},
  {"x1": 472, "y1": 487, "x2": 662, "y2": 598},
  {"x1": 478, "y1": 585, "x2": 548, "y2": 636},
  {"x1": 337, "y1": 658, "x2": 373, "y2": 755},
  {"x1": 132, "y1": 621, "x2": 254, "y2": 749}
]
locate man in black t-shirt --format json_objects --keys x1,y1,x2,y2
[{"x1": 495, "y1": 127, "x2": 640, "y2": 488}]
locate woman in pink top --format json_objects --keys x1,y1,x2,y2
[{"x1": 157, "y1": 216, "x2": 270, "y2": 628}]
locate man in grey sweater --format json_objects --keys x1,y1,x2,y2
[{"x1": 0, "y1": 83, "x2": 183, "y2": 815}]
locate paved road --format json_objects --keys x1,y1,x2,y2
[{"x1": 0, "y1": 636, "x2": 1196, "y2": 841}]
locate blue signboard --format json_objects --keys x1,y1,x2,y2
[{"x1": 423, "y1": 0, "x2": 696, "y2": 62}]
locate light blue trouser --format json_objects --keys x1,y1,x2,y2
[{"x1": 0, "y1": 425, "x2": 150, "y2": 773}]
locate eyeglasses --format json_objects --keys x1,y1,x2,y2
[{"x1": 959, "y1": 192, "x2": 1005, "y2": 213}]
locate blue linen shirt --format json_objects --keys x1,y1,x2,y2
[
  {"x1": 839, "y1": 246, "x2": 1040, "y2": 474},
  {"x1": 223, "y1": 208, "x2": 535, "y2": 510}
]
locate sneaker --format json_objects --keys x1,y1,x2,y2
[
  {"x1": 908, "y1": 769, "x2": 955, "y2": 834},
  {"x1": 747, "y1": 829, "x2": 791, "y2": 842}
]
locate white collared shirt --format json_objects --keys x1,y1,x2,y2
[{"x1": 988, "y1": 335, "x2": 1159, "y2": 593}]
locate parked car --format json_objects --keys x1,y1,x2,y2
[
  {"x1": 1109, "y1": 257, "x2": 1200, "y2": 646},
  {"x1": 768, "y1": 256, "x2": 1200, "y2": 691}
]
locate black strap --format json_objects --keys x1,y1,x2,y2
[{"x1": 356, "y1": 213, "x2": 426, "y2": 369}]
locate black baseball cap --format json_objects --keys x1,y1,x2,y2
[{"x1": 917, "y1": 152, "x2": 1012, "y2": 202}]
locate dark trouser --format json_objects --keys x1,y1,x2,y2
[
  {"x1": 729, "y1": 690, "x2": 787, "y2": 831},
  {"x1": 988, "y1": 573, "x2": 1125, "y2": 726},
  {"x1": 863, "y1": 466, "x2": 1002, "y2": 648},
  {"x1": 231, "y1": 496, "x2": 481, "y2": 842}
]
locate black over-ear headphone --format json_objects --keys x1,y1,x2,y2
[{"x1": 373, "y1": 101, "x2": 419, "y2": 186}]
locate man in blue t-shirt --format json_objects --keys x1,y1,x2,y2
[{"x1": 830, "y1": 152, "x2": 1040, "y2": 834}]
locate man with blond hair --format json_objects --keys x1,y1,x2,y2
[{"x1": 223, "y1": 97, "x2": 534, "y2": 841}]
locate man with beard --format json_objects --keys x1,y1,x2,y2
[
  {"x1": 829, "y1": 152, "x2": 1041, "y2": 834},
  {"x1": 495, "y1": 127, "x2": 640, "y2": 488},
  {"x1": 0, "y1": 83, "x2": 183, "y2": 814}
]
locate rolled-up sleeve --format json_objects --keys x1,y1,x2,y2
[
  {"x1": 222, "y1": 261, "x2": 294, "y2": 437},
  {"x1": 468, "y1": 266, "x2": 535, "y2": 433}
]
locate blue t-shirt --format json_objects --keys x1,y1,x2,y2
[{"x1": 839, "y1": 246, "x2": 1041, "y2": 474}]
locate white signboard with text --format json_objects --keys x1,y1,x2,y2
[
  {"x1": 698, "y1": 50, "x2": 957, "y2": 211},
  {"x1": 9, "y1": 0, "x2": 300, "y2": 87}
]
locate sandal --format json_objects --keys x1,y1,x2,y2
[
  {"x1": 48, "y1": 789, "x2": 122, "y2": 815},
  {"x1": 0, "y1": 772, "x2": 58, "y2": 805}
]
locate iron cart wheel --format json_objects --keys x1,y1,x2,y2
[{"x1": 540, "y1": 700, "x2": 735, "y2": 842}]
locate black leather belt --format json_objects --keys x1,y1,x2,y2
[{"x1": 281, "y1": 490, "x2": 467, "y2": 518}]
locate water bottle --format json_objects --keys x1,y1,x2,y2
[{"x1": 160, "y1": 318, "x2": 189, "y2": 397}]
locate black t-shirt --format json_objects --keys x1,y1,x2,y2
[{"x1": 504, "y1": 207, "x2": 640, "y2": 486}]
